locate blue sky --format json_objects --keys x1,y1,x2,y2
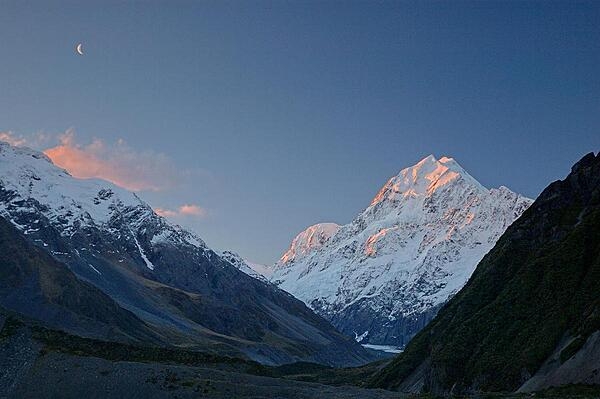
[{"x1": 1, "y1": 1, "x2": 599, "y2": 264}]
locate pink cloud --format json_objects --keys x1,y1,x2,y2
[
  {"x1": 154, "y1": 208, "x2": 179, "y2": 218},
  {"x1": 3, "y1": 129, "x2": 212, "y2": 218},
  {"x1": 0, "y1": 131, "x2": 27, "y2": 147},
  {"x1": 43, "y1": 130, "x2": 179, "y2": 192},
  {"x1": 155, "y1": 204, "x2": 207, "y2": 218},
  {"x1": 179, "y1": 204, "x2": 206, "y2": 216},
  {"x1": 0, "y1": 130, "x2": 53, "y2": 148}
]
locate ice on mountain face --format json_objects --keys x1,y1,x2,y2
[
  {"x1": 0, "y1": 142, "x2": 206, "y2": 273},
  {"x1": 220, "y1": 251, "x2": 272, "y2": 282},
  {"x1": 361, "y1": 344, "x2": 403, "y2": 354},
  {"x1": 244, "y1": 260, "x2": 274, "y2": 278},
  {"x1": 271, "y1": 155, "x2": 533, "y2": 346},
  {"x1": 150, "y1": 230, "x2": 172, "y2": 245},
  {"x1": 89, "y1": 264, "x2": 102, "y2": 275},
  {"x1": 279, "y1": 223, "x2": 340, "y2": 266},
  {"x1": 236, "y1": 222, "x2": 339, "y2": 282},
  {"x1": 355, "y1": 330, "x2": 369, "y2": 343},
  {"x1": 133, "y1": 234, "x2": 154, "y2": 270},
  {"x1": 0, "y1": 142, "x2": 378, "y2": 366},
  {"x1": 0, "y1": 142, "x2": 144, "y2": 228}
]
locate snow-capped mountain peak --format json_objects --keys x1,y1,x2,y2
[
  {"x1": 0, "y1": 141, "x2": 375, "y2": 366},
  {"x1": 270, "y1": 154, "x2": 533, "y2": 348},
  {"x1": 279, "y1": 222, "x2": 340, "y2": 266},
  {"x1": 0, "y1": 142, "x2": 206, "y2": 268},
  {"x1": 371, "y1": 154, "x2": 483, "y2": 206}
]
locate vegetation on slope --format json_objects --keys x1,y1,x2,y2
[
  {"x1": 369, "y1": 152, "x2": 600, "y2": 393},
  {"x1": 0, "y1": 312, "x2": 389, "y2": 386}
]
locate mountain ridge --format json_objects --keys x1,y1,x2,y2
[
  {"x1": 0, "y1": 141, "x2": 374, "y2": 366},
  {"x1": 369, "y1": 151, "x2": 600, "y2": 393},
  {"x1": 0, "y1": 215, "x2": 161, "y2": 344},
  {"x1": 270, "y1": 154, "x2": 532, "y2": 348}
]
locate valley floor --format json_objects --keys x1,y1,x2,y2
[
  {"x1": 0, "y1": 316, "x2": 399, "y2": 399},
  {"x1": 1, "y1": 317, "x2": 599, "y2": 399},
  {"x1": 4, "y1": 352, "x2": 600, "y2": 399},
  {"x1": 4, "y1": 352, "x2": 401, "y2": 399}
]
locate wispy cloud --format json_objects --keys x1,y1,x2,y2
[
  {"x1": 179, "y1": 204, "x2": 206, "y2": 216},
  {"x1": 155, "y1": 204, "x2": 207, "y2": 219},
  {"x1": 154, "y1": 208, "x2": 178, "y2": 218},
  {"x1": 0, "y1": 130, "x2": 53, "y2": 148},
  {"x1": 2, "y1": 128, "x2": 211, "y2": 219},
  {"x1": 43, "y1": 130, "x2": 182, "y2": 192},
  {"x1": 0, "y1": 131, "x2": 27, "y2": 146}
]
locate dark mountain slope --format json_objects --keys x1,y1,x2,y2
[
  {"x1": 0, "y1": 142, "x2": 373, "y2": 366},
  {"x1": 0, "y1": 216, "x2": 159, "y2": 343},
  {"x1": 369, "y1": 152, "x2": 600, "y2": 394}
]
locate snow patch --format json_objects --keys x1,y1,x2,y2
[
  {"x1": 362, "y1": 344, "x2": 403, "y2": 354},
  {"x1": 279, "y1": 222, "x2": 340, "y2": 265},
  {"x1": 133, "y1": 235, "x2": 154, "y2": 271},
  {"x1": 88, "y1": 264, "x2": 102, "y2": 275},
  {"x1": 355, "y1": 330, "x2": 369, "y2": 343}
]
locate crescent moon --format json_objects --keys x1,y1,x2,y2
[{"x1": 75, "y1": 43, "x2": 84, "y2": 56}]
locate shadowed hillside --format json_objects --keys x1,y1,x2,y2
[{"x1": 369, "y1": 152, "x2": 600, "y2": 394}]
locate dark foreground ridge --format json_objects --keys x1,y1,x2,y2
[{"x1": 369, "y1": 152, "x2": 600, "y2": 394}]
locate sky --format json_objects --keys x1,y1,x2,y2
[{"x1": 0, "y1": 1, "x2": 599, "y2": 264}]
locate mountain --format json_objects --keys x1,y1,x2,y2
[
  {"x1": 279, "y1": 223, "x2": 341, "y2": 265},
  {"x1": 0, "y1": 141, "x2": 374, "y2": 366},
  {"x1": 370, "y1": 152, "x2": 600, "y2": 394},
  {"x1": 220, "y1": 251, "x2": 272, "y2": 282},
  {"x1": 271, "y1": 155, "x2": 532, "y2": 348},
  {"x1": 0, "y1": 216, "x2": 160, "y2": 344}
]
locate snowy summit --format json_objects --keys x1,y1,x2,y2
[{"x1": 270, "y1": 155, "x2": 533, "y2": 347}]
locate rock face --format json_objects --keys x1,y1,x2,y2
[
  {"x1": 370, "y1": 152, "x2": 600, "y2": 394},
  {"x1": 271, "y1": 155, "x2": 532, "y2": 347},
  {"x1": 279, "y1": 223, "x2": 341, "y2": 265},
  {"x1": 0, "y1": 142, "x2": 374, "y2": 366},
  {"x1": 0, "y1": 216, "x2": 160, "y2": 344},
  {"x1": 219, "y1": 251, "x2": 271, "y2": 282}
]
